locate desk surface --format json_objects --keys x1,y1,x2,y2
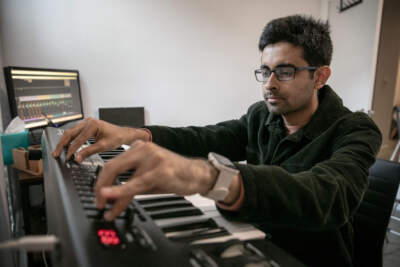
[{"x1": 12, "y1": 167, "x2": 43, "y2": 183}]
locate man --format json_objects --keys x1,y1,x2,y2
[{"x1": 53, "y1": 15, "x2": 382, "y2": 267}]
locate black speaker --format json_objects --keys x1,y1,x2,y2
[{"x1": 99, "y1": 107, "x2": 145, "y2": 128}]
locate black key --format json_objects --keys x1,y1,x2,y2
[
  {"x1": 83, "y1": 203, "x2": 112, "y2": 210},
  {"x1": 162, "y1": 218, "x2": 218, "y2": 233},
  {"x1": 167, "y1": 227, "x2": 229, "y2": 242},
  {"x1": 80, "y1": 196, "x2": 96, "y2": 203},
  {"x1": 75, "y1": 185, "x2": 93, "y2": 191},
  {"x1": 78, "y1": 191, "x2": 95, "y2": 197},
  {"x1": 86, "y1": 209, "x2": 126, "y2": 219},
  {"x1": 148, "y1": 207, "x2": 203, "y2": 219},
  {"x1": 141, "y1": 200, "x2": 193, "y2": 211}
]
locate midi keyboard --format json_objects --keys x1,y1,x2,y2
[{"x1": 42, "y1": 126, "x2": 306, "y2": 267}]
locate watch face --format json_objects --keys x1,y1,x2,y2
[{"x1": 211, "y1": 153, "x2": 235, "y2": 168}]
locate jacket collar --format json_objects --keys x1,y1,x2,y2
[
  {"x1": 302, "y1": 85, "x2": 349, "y2": 140},
  {"x1": 265, "y1": 85, "x2": 349, "y2": 141}
]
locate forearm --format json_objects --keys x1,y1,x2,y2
[
  {"x1": 121, "y1": 127, "x2": 152, "y2": 144},
  {"x1": 145, "y1": 119, "x2": 248, "y2": 160},
  {"x1": 220, "y1": 159, "x2": 372, "y2": 230}
]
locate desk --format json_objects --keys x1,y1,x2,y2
[
  {"x1": 17, "y1": 170, "x2": 45, "y2": 265},
  {"x1": 17, "y1": 170, "x2": 43, "y2": 235},
  {"x1": 18, "y1": 170, "x2": 43, "y2": 183}
]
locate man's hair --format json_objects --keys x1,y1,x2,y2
[{"x1": 258, "y1": 15, "x2": 332, "y2": 67}]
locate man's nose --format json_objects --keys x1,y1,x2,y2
[{"x1": 262, "y1": 72, "x2": 279, "y2": 91}]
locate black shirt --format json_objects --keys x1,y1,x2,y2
[{"x1": 146, "y1": 85, "x2": 382, "y2": 266}]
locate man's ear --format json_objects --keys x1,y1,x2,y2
[{"x1": 314, "y1": 66, "x2": 331, "y2": 90}]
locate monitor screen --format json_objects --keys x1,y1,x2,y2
[
  {"x1": 4, "y1": 66, "x2": 84, "y2": 129},
  {"x1": 99, "y1": 107, "x2": 145, "y2": 128}
]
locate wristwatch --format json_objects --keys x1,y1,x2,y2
[{"x1": 204, "y1": 152, "x2": 239, "y2": 201}]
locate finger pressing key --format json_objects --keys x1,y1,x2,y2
[
  {"x1": 52, "y1": 120, "x2": 86, "y2": 157},
  {"x1": 102, "y1": 194, "x2": 132, "y2": 221},
  {"x1": 95, "y1": 166, "x2": 118, "y2": 209}
]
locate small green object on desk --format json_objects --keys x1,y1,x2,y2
[{"x1": 0, "y1": 130, "x2": 29, "y2": 165}]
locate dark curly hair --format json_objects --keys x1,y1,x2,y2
[{"x1": 258, "y1": 15, "x2": 332, "y2": 67}]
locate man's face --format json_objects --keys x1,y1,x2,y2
[{"x1": 261, "y1": 42, "x2": 318, "y2": 116}]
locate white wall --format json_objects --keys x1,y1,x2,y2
[
  {"x1": 0, "y1": 0, "x2": 380, "y2": 125},
  {"x1": 0, "y1": 0, "x2": 321, "y2": 127},
  {"x1": 328, "y1": 0, "x2": 380, "y2": 112}
]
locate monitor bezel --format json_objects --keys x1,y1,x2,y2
[{"x1": 3, "y1": 66, "x2": 85, "y2": 129}]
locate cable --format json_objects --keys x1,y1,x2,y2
[
  {"x1": 0, "y1": 235, "x2": 59, "y2": 252},
  {"x1": 42, "y1": 230, "x2": 53, "y2": 267},
  {"x1": 42, "y1": 250, "x2": 49, "y2": 267}
]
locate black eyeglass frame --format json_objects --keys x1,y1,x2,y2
[{"x1": 254, "y1": 64, "x2": 317, "y2": 82}]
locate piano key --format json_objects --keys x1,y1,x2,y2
[
  {"x1": 136, "y1": 195, "x2": 185, "y2": 205},
  {"x1": 80, "y1": 196, "x2": 96, "y2": 203},
  {"x1": 78, "y1": 191, "x2": 95, "y2": 197},
  {"x1": 167, "y1": 227, "x2": 230, "y2": 243},
  {"x1": 86, "y1": 209, "x2": 127, "y2": 219},
  {"x1": 161, "y1": 218, "x2": 218, "y2": 233},
  {"x1": 148, "y1": 207, "x2": 203, "y2": 219},
  {"x1": 83, "y1": 202, "x2": 112, "y2": 210},
  {"x1": 141, "y1": 200, "x2": 193, "y2": 211},
  {"x1": 75, "y1": 185, "x2": 93, "y2": 191},
  {"x1": 151, "y1": 194, "x2": 266, "y2": 242}
]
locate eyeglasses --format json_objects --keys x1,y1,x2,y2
[{"x1": 254, "y1": 65, "x2": 317, "y2": 82}]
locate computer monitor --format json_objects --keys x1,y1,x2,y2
[
  {"x1": 0, "y1": 139, "x2": 15, "y2": 266},
  {"x1": 99, "y1": 107, "x2": 145, "y2": 128},
  {"x1": 3, "y1": 66, "x2": 84, "y2": 129}
]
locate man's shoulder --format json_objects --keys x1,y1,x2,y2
[
  {"x1": 340, "y1": 111, "x2": 378, "y2": 127},
  {"x1": 247, "y1": 101, "x2": 268, "y2": 115},
  {"x1": 334, "y1": 111, "x2": 382, "y2": 139},
  {"x1": 243, "y1": 101, "x2": 271, "y2": 123},
  {"x1": 317, "y1": 86, "x2": 380, "y2": 132}
]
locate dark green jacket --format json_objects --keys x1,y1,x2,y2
[{"x1": 146, "y1": 85, "x2": 382, "y2": 267}]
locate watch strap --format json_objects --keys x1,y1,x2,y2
[{"x1": 204, "y1": 153, "x2": 239, "y2": 201}]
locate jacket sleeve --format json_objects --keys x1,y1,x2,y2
[
  {"x1": 145, "y1": 117, "x2": 248, "y2": 161},
  {"x1": 219, "y1": 114, "x2": 382, "y2": 231}
]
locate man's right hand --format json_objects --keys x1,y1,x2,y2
[{"x1": 52, "y1": 118, "x2": 151, "y2": 162}]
